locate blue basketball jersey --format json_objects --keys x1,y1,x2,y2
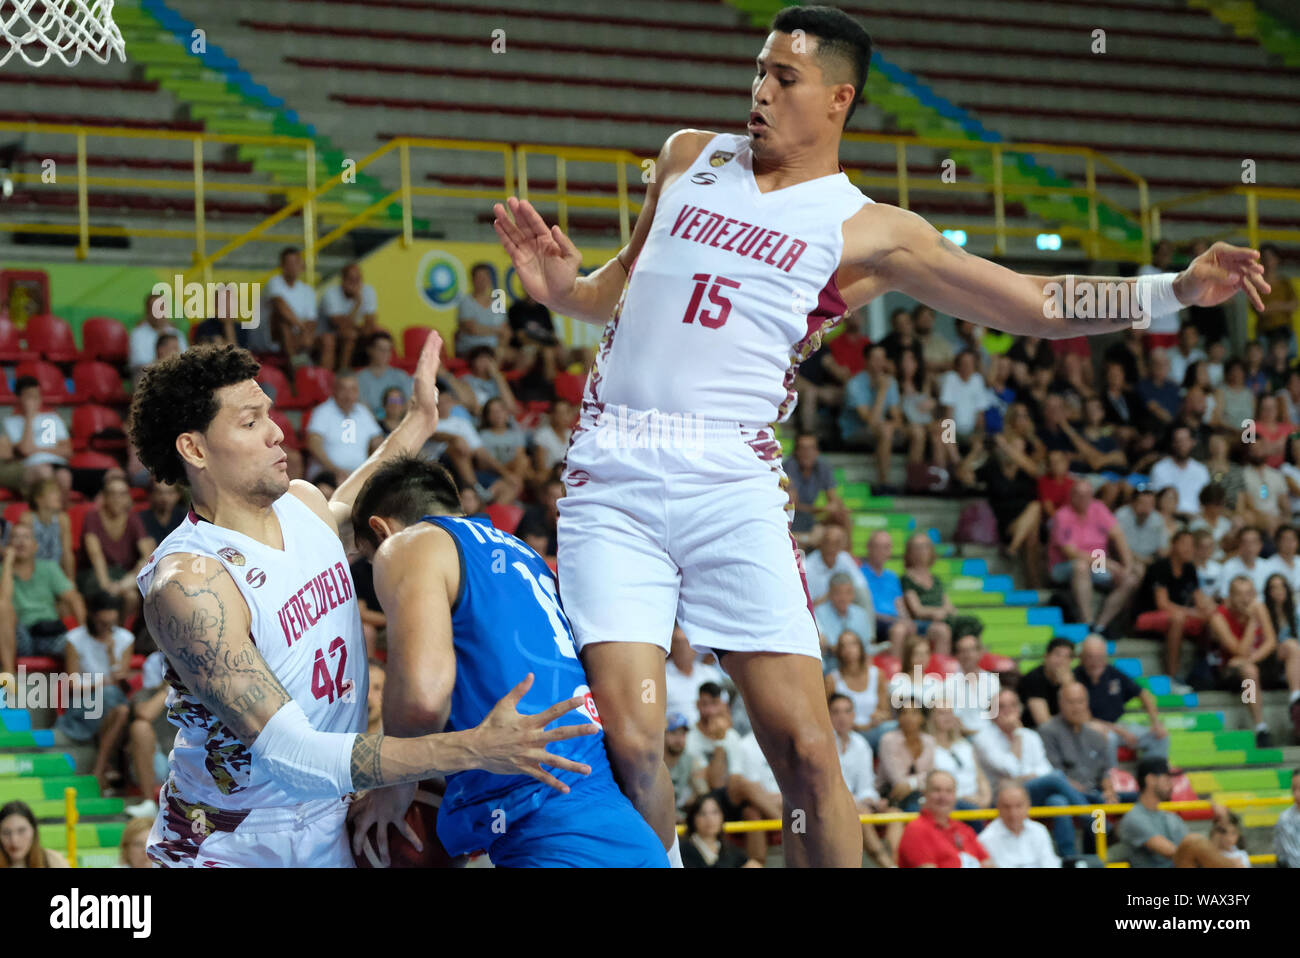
[{"x1": 421, "y1": 514, "x2": 611, "y2": 858}]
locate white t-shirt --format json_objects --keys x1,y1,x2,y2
[
  {"x1": 1196, "y1": 558, "x2": 1223, "y2": 598},
  {"x1": 427, "y1": 414, "x2": 483, "y2": 460},
  {"x1": 939, "y1": 370, "x2": 990, "y2": 435},
  {"x1": 664, "y1": 658, "x2": 725, "y2": 726},
  {"x1": 1269, "y1": 553, "x2": 1300, "y2": 597},
  {"x1": 735, "y1": 732, "x2": 780, "y2": 794},
  {"x1": 530, "y1": 423, "x2": 572, "y2": 472},
  {"x1": 1148, "y1": 457, "x2": 1211, "y2": 516},
  {"x1": 1168, "y1": 347, "x2": 1206, "y2": 388},
  {"x1": 973, "y1": 725, "x2": 1053, "y2": 786},
  {"x1": 318, "y1": 282, "x2": 378, "y2": 331},
  {"x1": 837, "y1": 731, "x2": 880, "y2": 804},
  {"x1": 1187, "y1": 513, "x2": 1232, "y2": 560},
  {"x1": 803, "y1": 549, "x2": 870, "y2": 606},
  {"x1": 65, "y1": 625, "x2": 134, "y2": 678},
  {"x1": 306, "y1": 398, "x2": 383, "y2": 472},
  {"x1": 1216, "y1": 555, "x2": 1278, "y2": 599},
  {"x1": 979, "y1": 817, "x2": 1062, "y2": 868},
  {"x1": 3, "y1": 412, "x2": 69, "y2": 465},
  {"x1": 265, "y1": 274, "x2": 318, "y2": 325},
  {"x1": 934, "y1": 737, "x2": 981, "y2": 800},
  {"x1": 683, "y1": 725, "x2": 745, "y2": 777},
  {"x1": 128, "y1": 322, "x2": 188, "y2": 371}
]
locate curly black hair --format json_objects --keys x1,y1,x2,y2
[{"x1": 128, "y1": 344, "x2": 261, "y2": 486}]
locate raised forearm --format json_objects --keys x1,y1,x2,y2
[
  {"x1": 548, "y1": 255, "x2": 627, "y2": 325},
  {"x1": 348, "y1": 730, "x2": 475, "y2": 791}
]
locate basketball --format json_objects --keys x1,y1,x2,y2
[{"x1": 349, "y1": 791, "x2": 455, "y2": 869}]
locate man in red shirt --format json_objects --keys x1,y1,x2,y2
[
  {"x1": 898, "y1": 769, "x2": 994, "y2": 868},
  {"x1": 828, "y1": 307, "x2": 871, "y2": 379}
]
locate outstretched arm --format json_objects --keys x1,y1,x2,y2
[{"x1": 839, "y1": 205, "x2": 1269, "y2": 338}]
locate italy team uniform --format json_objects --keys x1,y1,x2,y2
[
  {"x1": 136, "y1": 494, "x2": 368, "y2": 867},
  {"x1": 423, "y1": 514, "x2": 667, "y2": 867},
  {"x1": 559, "y1": 131, "x2": 872, "y2": 658}
]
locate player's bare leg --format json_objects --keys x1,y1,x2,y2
[
  {"x1": 724, "y1": 650, "x2": 862, "y2": 867},
  {"x1": 580, "y1": 641, "x2": 677, "y2": 849}
]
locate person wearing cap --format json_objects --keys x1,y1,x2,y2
[
  {"x1": 664, "y1": 711, "x2": 705, "y2": 820},
  {"x1": 1119, "y1": 758, "x2": 1242, "y2": 867}
]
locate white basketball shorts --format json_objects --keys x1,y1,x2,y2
[{"x1": 557, "y1": 404, "x2": 820, "y2": 660}]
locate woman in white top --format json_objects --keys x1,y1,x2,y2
[
  {"x1": 886, "y1": 634, "x2": 946, "y2": 713},
  {"x1": 823, "y1": 630, "x2": 890, "y2": 740},
  {"x1": 930, "y1": 705, "x2": 992, "y2": 832}
]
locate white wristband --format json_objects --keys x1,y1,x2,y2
[
  {"x1": 250, "y1": 699, "x2": 357, "y2": 801},
  {"x1": 1135, "y1": 272, "x2": 1183, "y2": 326}
]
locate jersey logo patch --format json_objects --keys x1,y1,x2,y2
[
  {"x1": 708, "y1": 150, "x2": 734, "y2": 167},
  {"x1": 564, "y1": 468, "x2": 591, "y2": 488},
  {"x1": 246, "y1": 568, "x2": 266, "y2": 589},
  {"x1": 691, "y1": 171, "x2": 717, "y2": 185},
  {"x1": 217, "y1": 548, "x2": 245, "y2": 567}
]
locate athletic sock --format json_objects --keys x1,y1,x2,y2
[
  {"x1": 667, "y1": 835, "x2": 683, "y2": 868},
  {"x1": 1256, "y1": 722, "x2": 1269, "y2": 732},
  {"x1": 1289, "y1": 690, "x2": 1300, "y2": 706}
]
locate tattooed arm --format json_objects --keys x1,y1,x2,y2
[
  {"x1": 836, "y1": 204, "x2": 1269, "y2": 338},
  {"x1": 143, "y1": 553, "x2": 598, "y2": 795}
]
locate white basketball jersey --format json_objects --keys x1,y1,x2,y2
[
  {"x1": 586, "y1": 132, "x2": 872, "y2": 425},
  {"x1": 137, "y1": 492, "x2": 367, "y2": 814}
]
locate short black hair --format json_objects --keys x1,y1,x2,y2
[
  {"x1": 128, "y1": 344, "x2": 261, "y2": 486},
  {"x1": 13, "y1": 375, "x2": 39, "y2": 395},
  {"x1": 351, "y1": 454, "x2": 462, "y2": 554},
  {"x1": 697, "y1": 681, "x2": 724, "y2": 700},
  {"x1": 1045, "y1": 637, "x2": 1074, "y2": 657},
  {"x1": 827, "y1": 692, "x2": 852, "y2": 710},
  {"x1": 466, "y1": 345, "x2": 495, "y2": 365},
  {"x1": 88, "y1": 591, "x2": 124, "y2": 617},
  {"x1": 1199, "y1": 483, "x2": 1226, "y2": 507},
  {"x1": 770, "y1": 5, "x2": 872, "y2": 129},
  {"x1": 279, "y1": 246, "x2": 300, "y2": 264}
]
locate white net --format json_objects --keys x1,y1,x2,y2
[{"x1": 0, "y1": 0, "x2": 125, "y2": 67}]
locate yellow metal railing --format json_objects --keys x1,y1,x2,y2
[
  {"x1": 688, "y1": 795, "x2": 1291, "y2": 867},
  {"x1": 1150, "y1": 185, "x2": 1300, "y2": 250},
  {"x1": 64, "y1": 786, "x2": 77, "y2": 868},
  {"x1": 0, "y1": 120, "x2": 318, "y2": 281}
]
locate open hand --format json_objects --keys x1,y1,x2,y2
[
  {"x1": 492, "y1": 197, "x2": 582, "y2": 307},
  {"x1": 1174, "y1": 242, "x2": 1270, "y2": 311}
]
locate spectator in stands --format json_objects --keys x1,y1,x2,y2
[
  {"x1": 1074, "y1": 635, "x2": 1169, "y2": 760},
  {"x1": 1038, "y1": 448, "x2": 1075, "y2": 522},
  {"x1": 888, "y1": 633, "x2": 942, "y2": 707},
  {"x1": 1275, "y1": 769, "x2": 1300, "y2": 868},
  {"x1": 355, "y1": 331, "x2": 412, "y2": 418},
  {"x1": 54, "y1": 592, "x2": 133, "y2": 794},
  {"x1": 139, "y1": 478, "x2": 185, "y2": 545},
  {"x1": 118, "y1": 817, "x2": 152, "y2": 868},
  {"x1": 1273, "y1": 526, "x2": 1300, "y2": 594},
  {"x1": 983, "y1": 354, "x2": 1018, "y2": 435},
  {"x1": 1049, "y1": 480, "x2": 1143, "y2": 639},
  {"x1": 517, "y1": 476, "x2": 562, "y2": 560},
  {"x1": 791, "y1": 337, "x2": 843, "y2": 436},
  {"x1": 879, "y1": 306, "x2": 924, "y2": 377},
  {"x1": 305, "y1": 372, "x2": 384, "y2": 480},
  {"x1": 124, "y1": 649, "x2": 173, "y2": 819},
  {"x1": 507, "y1": 291, "x2": 558, "y2": 352},
  {"x1": 462, "y1": 345, "x2": 518, "y2": 417},
  {"x1": 1283, "y1": 437, "x2": 1300, "y2": 520},
  {"x1": 1245, "y1": 341, "x2": 1270, "y2": 395},
  {"x1": 1062, "y1": 397, "x2": 1129, "y2": 507},
  {"x1": 1155, "y1": 486, "x2": 1182, "y2": 543},
  {"x1": 78, "y1": 474, "x2": 154, "y2": 622},
  {"x1": 1137, "y1": 349, "x2": 1181, "y2": 431},
  {"x1": 1220, "y1": 360, "x2": 1256, "y2": 434},
  {"x1": 529, "y1": 398, "x2": 574, "y2": 481},
  {"x1": 1265, "y1": 337, "x2": 1294, "y2": 393},
  {"x1": 978, "y1": 781, "x2": 1061, "y2": 868},
  {"x1": 1115, "y1": 487, "x2": 1170, "y2": 564},
  {"x1": 913, "y1": 305, "x2": 955, "y2": 375},
  {"x1": 1134, "y1": 529, "x2": 1214, "y2": 680},
  {"x1": 901, "y1": 533, "x2": 982, "y2": 657},
  {"x1": 1168, "y1": 324, "x2": 1206, "y2": 387},
  {"x1": 456, "y1": 263, "x2": 510, "y2": 357},
  {"x1": 1149, "y1": 426, "x2": 1211, "y2": 518},
  {"x1": 950, "y1": 633, "x2": 998, "y2": 736},
  {"x1": 816, "y1": 574, "x2": 875, "y2": 659},
  {"x1": 477, "y1": 397, "x2": 531, "y2": 487},
  {"x1": 978, "y1": 432, "x2": 1043, "y2": 587},
  {"x1": 664, "y1": 711, "x2": 704, "y2": 821},
  {"x1": 878, "y1": 702, "x2": 937, "y2": 812},
  {"x1": 839, "y1": 343, "x2": 901, "y2": 491},
  {"x1": 317, "y1": 262, "x2": 377, "y2": 372},
  {"x1": 1210, "y1": 810, "x2": 1250, "y2": 867},
  {"x1": 1101, "y1": 359, "x2": 1141, "y2": 442},
  {"x1": 1255, "y1": 244, "x2": 1299, "y2": 346},
  {"x1": 664, "y1": 625, "x2": 724, "y2": 727},
  {"x1": 22, "y1": 477, "x2": 73, "y2": 581},
  {"x1": 822, "y1": 628, "x2": 889, "y2": 743},
  {"x1": 192, "y1": 285, "x2": 249, "y2": 349},
  {"x1": 860, "y1": 529, "x2": 913, "y2": 654},
  {"x1": 128, "y1": 291, "x2": 187, "y2": 375},
  {"x1": 1120, "y1": 758, "x2": 1239, "y2": 868},
  {"x1": 1138, "y1": 240, "x2": 1181, "y2": 348},
  {"x1": 263, "y1": 246, "x2": 317, "y2": 363},
  {"x1": 1039, "y1": 681, "x2": 1119, "y2": 808},
  {"x1": 1189, "y1": 483, "x2": 1234, "y2": 559},
  {"x1": 1254, "y1": 395, "x2": 1294, "y2": 472},
  {"x1": 829, "y1": 692, "x2": 899, "y2": 867},
  {"x1": 377, "y1": 386, "x2": 410, "y2": 438},
  {"x1": 366, "y1": 659, "x2": 385, "y2": 735},
  {"x1": 1185, "y1": 362, "x2": 1223, "y2": 435},
  {"x1": 4, "y1": 375, "x2": 72, "y2": 493},
  {"x1": 0, "y1": 431, "x2": 24, "y2": 494},
  {"x1": 974, "y1": 687, "x2": 1088, "y2": 858},
  {"x1": 1204, "y1": 435, "x2": 1240, "y2": 505},
  {"x1": 937, "y1": 349, "x2": 989, "y2": 466},
  {"x1": 679, "y1": 794, "x2": 753, "y2": 869},
  {"x1": 312, "y1": 471, "x2": 338, "y2": 501},
  {"x1": 684, "y1": 681, "x2": 744, "y2": 777},
  {"x1": 0, "y1": 520, "x2": 85, "y2": 675},
  {"x1": 1019, "y1": 637, "x2": 1075, "y2": 730},
  {"x1": 930, "y1": 704, "x2": 991, "y2": 821},
  {"x1": 0, "y1": 800, "x2": 69, "y2": 867},
  {"x1": 803, "y1": 523, "x2": 869, "y2": 609},
  {"x1": 785, "y1": 432, "x2": 849, "y2": 549},
  {"x1": 1207, "y1": 575, "x2": 1299, "y2": 747},
  {"x1": 1280, "y1": 370, "x2": 1300, "y2": 428},
  {"x1": 897, "y1": 769, "x2": 992, "y2": 868},
  {"x1": 1237, "y1": 444, "x2": 1288, "y2": 537},
  {"x1": 896, "y1": 348, "x2": 946, "y2": 473},
  {"x1": 1217, "y1": 526, "x2": 1275, "y2": 599}
]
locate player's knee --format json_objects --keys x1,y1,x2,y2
[
  {"x1": 770, "y1": 725, "x2": 839, "y2": 791},
  {"x1": 601, "y1": 723, "x2": 663, "y2": 793}
]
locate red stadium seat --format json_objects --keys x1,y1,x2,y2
[
  {"x1": 402, "y1": 326, "x2": 431, "y2": 366},
  {"x1": 294, "y1": 365, "x2": 334, "y2": 407},
  {"x1": 16, "y1": 656, "x2": 62, "y2": 674},
  {"x1": 71, "y1": 360, "x2": 128, "y2": 405},
  {"x1": 1107, "y1": 768, "x2": 1138, "y2": 795},
  {"x1": 2, "y1": 501, "x2": 29, "y2": 524},
  {"x1": 67, "y1": 501, "x2": 91, "y2": 552},
  {"x1": 81, "y1": 317, "x2": 129, "y2": 366},
  {"x1": 978, "y1": 652, "x2": 1016, "y2": 673},
  {"x1": 929, "y1": 653, "x2": 960, "y2": 676},
  {"x1": 15, "y1": 359, "x2": 73, "y2": 404},
  {"x1": 872, "y1": 653, "x2": 901, "y2": 678},
  {"x1": 69, "y1": 450, "x2": 120, "y2": 472},
  {"x1": 23, "y1": 313, "x2": 80, "y2": 364},
  {"x1": 256, "y1": 364, "x2": 309, "y2": 410},
  {"x1": 553, "y1": 371, "x2": 586, "y2": 406},
  {"x1": 0, "y1": 375, "x2": 14, "y2": 404},
  {"x1": 0, "y1": 316, "x2": 37, "y2": 363},
  {"x1": 485, "y1": 502, "x2": 523, "y2": 535},
  {"x1": 71, "y1": 403, "x2": 126, "y2": 452}
]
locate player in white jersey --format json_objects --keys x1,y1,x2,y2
[
  {"x1": 128, "y1": 334, "x2": 599, "y2": 867},
  {"x1": 492, "y1": 5, "x2": 1270, "y2": 867}
]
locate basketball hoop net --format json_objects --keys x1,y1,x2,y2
[{"x1": 0, "y1": 0, "x2": 125, "y2": 67}]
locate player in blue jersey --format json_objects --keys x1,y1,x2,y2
[{"x1": 345, "y1": 455, "x2": 668, "y2": 867}]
